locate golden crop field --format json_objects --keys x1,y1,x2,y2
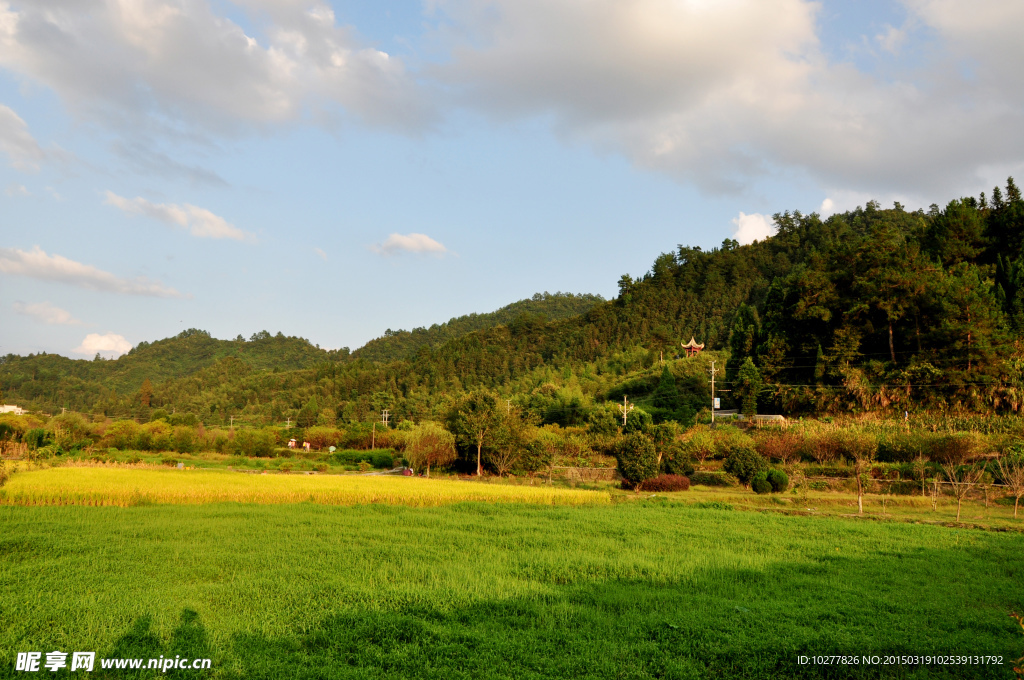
[{"x1": 0, "y1": 467, "x2": 610, "y2": 507}]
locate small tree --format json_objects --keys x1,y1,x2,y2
[
  {"x1": 847, "y1": 433, "x2": 877, "y2": 515},
  {"x1": 535, "y1": 428, "x2": 563, "y2": 485},
  {"x1": 684, "y1": 431, "x2": 715, "y2": 469},
  {"x1": 912, "y1": 452, "x2": 928, "y2": 498},
  {"x1": 723, "y1": 447, "x2": 768, "y2": 488},
  {"x1": 943, "y1": 463, "x2": 985, "y2": 522},
  {"x1": 997, "y1": 454, "x2": 1024, "y2": 519},
  {"x1": 404, "y1": 422, "x2": 456, "y2": 477},
  {"x1": 807, "y1": 430, "x2": 843, "y2": 465},
  {"x1": 614, "y1": 433, "x2": 659, "y2": 491},
  {"x1": 755, "y1": 431, "x2": 804, "y2": 466}
]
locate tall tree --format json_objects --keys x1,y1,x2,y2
[
  {"x1": 445, "y1": 390, "x2": 498, "y2": 476},
  {"x1": 139, "y1": 378, "x2": 153, "y2": 408},
  {"x1": 651, "y1": 366, "x2": 681, "y2": 414},
  {"x1": 489, "y1": 405, "x2": 537, "y2": 477},
  {"x1": 733, "y1": 358, "x2": 763, "y2": 416}
]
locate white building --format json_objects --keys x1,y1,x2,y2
[{"x1": 0, "y1": 405, "x2": 27, "y2": 415}]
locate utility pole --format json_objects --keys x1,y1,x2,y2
[
  {"x1": 506, "y1": 399, "x2": 512, "y2": 414},
  {"x1": 285, "y1": 417, "x2": 291, "y2": 428},
  {"x1": 709, "y1": 361, "x2": 719, "y2": 424},
  {"x1": 619, "y1": 395, "x2": 634, "y2": 427},
  {"x1": 372, "y1": 421, "x2": 376, "y2": 450},
  {"x1": 230, "y1": 415, "x2": 235, "y2": 428},
  {"x1": 381, "y1": 409, "x2": 390, "y2": 427}
]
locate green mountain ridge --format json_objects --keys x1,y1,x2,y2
[
  {"x1": 0, "y1": 293, "x2": 603, "y2": 415},
  {"x1": 3, "y1": 179, "x2": 1024, "y2": 424}
]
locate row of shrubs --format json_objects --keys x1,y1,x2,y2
[
  {"x1": 675, "y1": 424, "x2": 1009, "y2": 467},
  {"x1": 628, "y1": 469, "x2": 789, "y2": 494}
]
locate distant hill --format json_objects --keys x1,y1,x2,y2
[
  {"x1": 0, "y1": 329, "x2": 335, "y2": 413},
  {"x1": 351, "y1": 292, "x2": 605, "y2": 363},
  {"x1": 0, "y1": 293, "x2": 604, "y2": 414}
]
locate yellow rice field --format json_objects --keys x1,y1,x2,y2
[{"x1": 0, "y1": 467, "x2": 610, "y2": 507}]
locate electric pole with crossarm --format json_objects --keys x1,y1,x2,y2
[{"x1": 619, "y1": 395, "x2": 634, "y2": 427}]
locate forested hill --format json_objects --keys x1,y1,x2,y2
[
  {"x1": 351, "y1": 292, "x2": 605, "y2": 363},
  {"x1": 0, "y1": 329, "x2": 338, "y2": 410},
  {"x1": 3, "y1": 179, "x2": 1024, "y2": 422},
  {"x1": 405, "y1": 179, "x2": 1024, "y2": 414}
]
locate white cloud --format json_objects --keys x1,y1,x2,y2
[
  {"x1": 875, "y1": 25, "x2": 906, "y2": 55},
  {"x1": 731, "y1": 212, "x2": 776, "y2": 245},
  {"x1": 13, "y1": 301, "x2": 84, "y2": 325},
  {"x1": 103, "y1": 191, "x2": 252, "y2": 241},
  {"x1": 5, "y1": 183, "x2": 29, "y2": 196},
  {"x1": 370, "y1": 233, "x2": 448, "y2": 256},
  {"x1": 0, "y1": 104, "x2": 45, "y2": 171},
  {"x1": 73, "y1": 332, "x2": 132, "y2": 358},
  {"x1": 0, "y1": 246, "x2": 185, "y2": 297},
  {"x1": 819, "y1": 198, "x2": 835, "y2": 216},
  {"x1": 0, "y1": 0, "x2": 434, "y2": 136},
  {"x1": 314, "y1": 247, "x2": 327, "y2": 261},
  {"x1": 428, "y1": 0, "x2": 1024, "y2": 196}
]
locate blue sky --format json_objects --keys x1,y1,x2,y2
[{"x1": 1, "y1": 0, "x2": 1023, "y2": 358}]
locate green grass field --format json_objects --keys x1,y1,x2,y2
[{"x1": 2, "y1": 488, "x2": 1023, "y2": 678}]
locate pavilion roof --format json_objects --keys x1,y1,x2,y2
[{"x1": 681, "y1": 337, "x2": 705, "y2": 350}]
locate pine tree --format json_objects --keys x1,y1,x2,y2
[
  {"x1": 735, "y1": 358, "x2": 763, "y2": 416},
  {"x1": 297, "y1": 396, "x2": 319, "y2": 428},
  {"x1": 651, "y1": 366, "x2": 681, "y2": 412}
]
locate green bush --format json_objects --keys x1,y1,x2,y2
[
  {"x1": 688, "y1": 471, "x2": 737, "y2": 487},
  {"x1": 751, "y1": 471, "x2": 772, "y2": 494},
  {"x1": 370, "y1": 452, "x2": 394, "y2": 469},
  {"x1": 168, "y1": 412, "x2": 199, "y2": 427},
  {"x1": 723, "y1": 448, "x2": 768, "y2": 486},
  {"x1": 173, "y1": 426, "x2": 197, "y2": 453},
  {"x1": 24, "y1": 428, "x2": 50, "y2": 450},
  {"x1": 304, "y1": 426, "x2": 342, "y2": 450},
  {"x1": 613, "y1": 433, "x2": 659, "y2": 489},
  {"x1": 638, "y1": 474, "x2": 690, "y2": 492},
  {"x1": 927, "y1": 433, "x2": 984, "y2": 464},
  {"x1": 105, "y1": 420, "x2": 139, "y2": 450},
  {"x1": 714, "y1": 426, "x2": 756, "y2": 460},
  {"x1": 622, "y1": 408, "x2": 653, "y2": 435},
  {"x1": 660, "y1": 442, "x2": 695, "y2": 476},
  {"x1": 329, "y1": 449, "x2": 396, "y2": 469},
  {"x1": 27, "y1": 445, "x2": 57, "y2": 461},
  {"x1": 766, "y1": 469, "x2": 789, "y2": 492},
  {"x1": 877, "y1": 433, "x2": 928, "y2": 463},
  {"x1": 231, "y1": 429, "x2": 278, "y2": 457}
]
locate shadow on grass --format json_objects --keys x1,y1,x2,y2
[
  {"x1": 220, "y1": 551, "x2": 1022, "y2": 680},
  {"x1": 3, "y1": 609, "x2": 215, "y2": 680}
]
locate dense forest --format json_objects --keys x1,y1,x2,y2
[
  {"x1": 352, "y1": 292, "x2": 605, "y2": 363},
  {"x1": 3, "y1": 179, "x2": 1024, "y2": 429}
]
